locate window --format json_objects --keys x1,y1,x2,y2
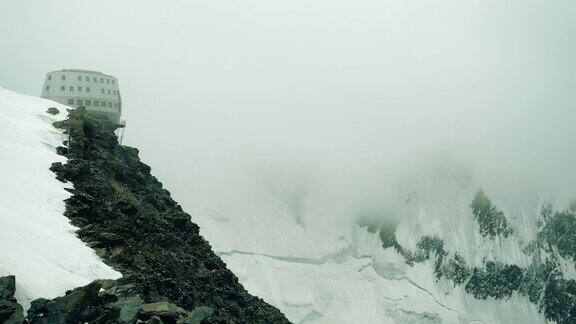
[
  {"x1": 100, "y1": 78, "x2": 104, "y2": 83},
  {"x1": 101, "y1": 89, "x2": 105, "y2": 94},
  {"x1": 102, "y1": 101, "x2": 106, "y2": 107},
  {"x1": 114, "y1": 103, "x2": 118, "y2": 109},
  {"x1": 62, "y1": 75, "x2": 66, "y2": 80},
  {"x1": 94, "y1": 101, "x2": 99, "y2": 107},
  {"x1": 77, "y1": 99, "x2": 82, "y2": 106},
  {"x1": 112, "y1": 80, "x2": 115, "y2": 85},
  {"x1": 68, "y1": 99, "x2": 74, "y2": 105},
  {"x1": 107, "y1": 89, "x2": 111, "y2": 94},
  {"x1": 86, "y1": 87, "x2": 90, "y2": 93},
  {"x1": 45, "y1": 86, "x2": 50, "y2": 91},
  {"x1": 69, "y1": 86, "x2": 73, "y2": 91},
  {"x1": 93, "y1": 77, "x2": 97, "y2": 82},
  {"x1": 106, "y1": 79, "x2": 110, "y2": 84},
  {"x1": 113, "y1": 90, "x2": 116, "y2": 95},
  {"x1": 61, "y1": 86, "x2": 65, "y2": 91},
  {"x1": 78, "y1": 76, "x2": 82, "y2": 81},
  {"x1": 108, "y1": 102, "x2": 112, "y2": 108},
  {"x1": 48, "y1": 75, "x2": 52, "y2": 80},
  {"x1": 86, "y1": 100, "x2": 91, "y2": 106},
  {"x1": 85, "y1": 76, "x2": 90, "y2": 81},
  {"x1": 78, "y1": 86, "x2": 82, "y2": 92}
]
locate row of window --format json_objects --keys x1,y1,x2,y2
[
  {"x1": 48, "y1": 74, "x2": 115, "y2": 85},
  {"x1": 45, "y1": 85, "x2": 118, "y2": 95},
  {"x1": 67, "y1": 98, "x2": 120, "y2": 109}
]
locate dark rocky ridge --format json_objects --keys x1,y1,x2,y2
[{"x1": 47, "y1": 108, "x2": 290, "y2": 323}]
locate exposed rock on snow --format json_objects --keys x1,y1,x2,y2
[
  {"x1": 49, "y1": 107, "x2": 289, "y2": 323},
  {"x1": 27, "y1": 281, "x2": 117, "y2": 323},
  {"x1": 0, "y1": 87, "x2": 121, "y2": 309}
]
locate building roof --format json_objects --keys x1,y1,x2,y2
[{"x1": 48, "y1": 69, "x2": 117, "y2": 78}]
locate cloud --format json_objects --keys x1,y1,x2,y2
[{"x1": 1, "y1": 0, "x2": 575, "y2": 224}]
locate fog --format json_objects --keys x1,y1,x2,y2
[{"x1": 2, "y1": 0, "x2": 576, "y2": 224}]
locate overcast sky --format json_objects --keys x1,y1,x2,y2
[{"x1": 1, "y1": 0, "x2": 575, "y2": 221}]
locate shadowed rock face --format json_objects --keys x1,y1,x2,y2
[
  {"x1": 49, "y1": 108, "x2": 290, "y2": 323},
  {"x1": 0, "y1": 276, "x2": 24, "y2": 324},
  {"x1": 25, "y1": 280, "x2": 210, "y2": 324},
  {"x1": 27, "y1": 281, "x2": 119, "y2": 324}
]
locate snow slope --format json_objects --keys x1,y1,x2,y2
[
  {"x1": 187, "y1": 166, "x2": 558, "y2": 323},
  {"x1": 0, "y1": 87, "x2": 121, "y2": 309}
]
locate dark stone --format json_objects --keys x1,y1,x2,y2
[
  {"x1": 0, "y1": 276, "x2": 24, "y2": 324},
  {"x1": 46, "y1": 107, "x2": 60, "y2": 115},
  {"x1": 27, "y1": 281, "x2": 121, "y2": 324},
  {"x1": 115, "y1": 295, "x2": 143, "y2": 323},
  {"x1": 139, "y1": 301, "x2": 188, "y2": 323},
  {"x1": 55, "y1": 146, "x2": 68, "y2": 156},
  {"x1": 182, "y1": 306, "x2": 214, "y2": 324},
  {"x1": 0, "y1": 275, "x2": 16, "y2": 300},
  {"x1": 0, "y1": 300, "x2": 25, "y2": 324}
]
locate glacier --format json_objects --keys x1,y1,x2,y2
[
  {"x1": 185, "y1": 160, "x2": 574, "y2": 323},
  {"x1": 0, "y1": 87, "x2": 121, "y2": 309}
]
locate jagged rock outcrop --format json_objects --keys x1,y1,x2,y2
[
  {"x1": 27, "y1": 281, "x2": 119, "y2": 323},
  {"x1": 0, "y1": 276, "x2": 214, "y2": 324},
  {"x1": 49, "y1": 108, "x2": 290, "y2": 323},
  {"x1": 0, "y1": 276, "x2": 24, "y2": 324}
]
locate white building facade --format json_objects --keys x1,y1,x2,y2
[{"x1": 41, "y1": 69, "x2": 122, "y2": 122}]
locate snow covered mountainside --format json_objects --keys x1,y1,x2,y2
[
  {"x1": 188, "y1": 160, "x2": 576, "y2": 323},
  {"x1": 0, "y1": 87, "x2": 121, "y2": 309},
  {"x1": 2, "y1": 85, "x2": 574, "y2": 323}
]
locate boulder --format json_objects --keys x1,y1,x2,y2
[
  {"x1": 140, "y1": 301, "x2": 188, "y2": 322},
  {"x1": 116, "y1": 295, "x2": 143, "y2": 323},
  {"x1": 181, "y1": 306, "x2": 214, "y2": 324},
  {"x1": 55, "y1": 146, "x2": 68, "y2": 156},
  {"x1": 27, "y1": 281, "x2": 120, "y2": 323},
  {"x1": 0, "y1": 275, "x2": 16, "y2": 300},
  {"x1": 46, "y1": 107, "x2": 60, "y2": 115}
]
